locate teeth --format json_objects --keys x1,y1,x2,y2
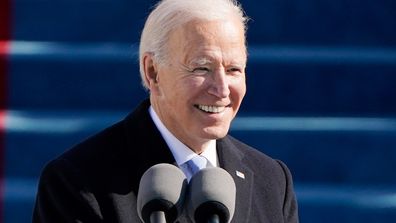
[{"x1": 197, "y1": 105, "x2": 226, "y2": 113}]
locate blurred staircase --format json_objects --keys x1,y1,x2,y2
[{"x1": 2, "y1": 0, "x2": 396, "y2": 222}]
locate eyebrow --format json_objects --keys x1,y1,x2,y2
[
  {"x1": 189, "y1": 57, "x2": 213, "y2": 66},
  {"x1": 189, "y1": 57, "x2": 247, "y2": 68}
]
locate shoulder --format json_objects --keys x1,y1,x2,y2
[
  {"x1": 63, "y1": 119, "x2": 127, "y2": 168},
  {"x1": 224, "y1": 135, "x2": 278, "y2": 165},
  {"x1": 224, "y1": 135, "x2": 293, "y2": 184},
  {"x1": 40, "y1": 119, "x2": 125, "y2": 182},
  {"x1": 59, "y1": 99, "x2": 151, "y2": 168}
]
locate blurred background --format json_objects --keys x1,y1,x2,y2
[{"x1": 1, "y1": 0, "x2": 396, "y2": 222}]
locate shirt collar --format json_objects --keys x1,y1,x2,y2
[{"x1": 149, "y1": 106, "x2": 218, "y2": 167}]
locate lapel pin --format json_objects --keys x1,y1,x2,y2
[{"x1": 236, "y1": 171, "x2": 245, "y2": 179}]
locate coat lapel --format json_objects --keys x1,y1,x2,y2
[
  {"x1": 123, "y1": 99, "x2": 177, "y2": 189},
  {"x1": 217, "y1": 137, "x2": 253, "y2": 223}
]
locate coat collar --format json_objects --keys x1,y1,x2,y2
[{"x1": 217, "y1": 137, "x2": 253, "y2": 223}]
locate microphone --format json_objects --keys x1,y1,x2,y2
[
  {"x1": 137, "y1": 163, "x2": 188, "y2": 223},
  {"x1": 188, "y1": 167, "x2": 236, "y2": 223}
]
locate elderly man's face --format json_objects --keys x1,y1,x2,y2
[{"x1": 148, "y1": 18, "x2": 247, "y2": 152}]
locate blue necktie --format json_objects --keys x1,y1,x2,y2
[{"x1": 186, "y1": 155, "x2": 207, "y2": 176}]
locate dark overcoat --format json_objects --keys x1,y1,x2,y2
[{"x1": 33, "y1": 100, "x2": 299, "y2": 223}]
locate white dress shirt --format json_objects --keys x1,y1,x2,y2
[{"x1": 149, "y1": 106, "x2": 218, "y2": 179}]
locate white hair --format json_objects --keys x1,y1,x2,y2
[{"x1": 138, "y1": 0, "x2": 249, "y2": 89}]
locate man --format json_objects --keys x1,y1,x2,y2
[{"x1": 33, "y1": 0, "x2": 299, "y2": 222}]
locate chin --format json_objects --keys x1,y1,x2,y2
[{"x1": 201, "y1": 126, "x2": 229, "y2": 139}]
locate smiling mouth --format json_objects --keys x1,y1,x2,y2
[{"x1": 195, "y1": 104, "x2": 227, "y2": 113}]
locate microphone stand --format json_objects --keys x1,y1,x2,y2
[
  {"x1": 207, "y1": 214, "x2": 220, "y2": 223},
  {"x1": 150, "y1": 211, "x2": 166, "y2": 223}
]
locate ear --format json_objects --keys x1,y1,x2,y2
[{"x1": 142, "y1": 52, "x2": 160, "y2": 93}]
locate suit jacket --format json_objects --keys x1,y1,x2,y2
[{"x1": 33, "y1": 99, "x2": 299, "y2": 223}]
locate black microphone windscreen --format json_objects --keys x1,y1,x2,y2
[
  {"x1": 188, "y1": 167, "x2": 236, "y2": 223},
  {"x1": 137, "y1": 163, "x2": 188, "y2": 223}
]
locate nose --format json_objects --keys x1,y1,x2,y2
[{"x1": 207, "y1": 69, "x2": 230, "y2": 98}]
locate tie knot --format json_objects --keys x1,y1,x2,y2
[{"x1": 186, "y1": 155, "x2": 207, "y2": 176}]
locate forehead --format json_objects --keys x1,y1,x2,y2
[{"x1": 167, "y1": 18, "x2": 247, "y2": 64}]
